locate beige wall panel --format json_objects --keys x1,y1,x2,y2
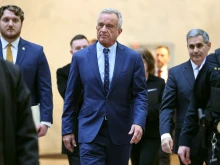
[{"x1": 1, "y1": 0, "x2": 220, "y2": 154}]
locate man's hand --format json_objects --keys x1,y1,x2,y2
[
  {"x1": 37, "y1": 123, "x2": 48, "y2": 137},
  {"x1": 161, "y1": 137, "x2": 173, "y2": 153},
  {"x1": 63, "y1": 133, "x2": 76, "y2": 152},
  {"x1": 178, "y1": 146, "x2": 191, "y2": 165},
  {"x1": 128, "y1": 124, "x2": 143, "y2": 144}
]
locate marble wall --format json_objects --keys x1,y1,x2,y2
[{"x1": 1, "y1": 0, "x2": 220, "y2": 154}]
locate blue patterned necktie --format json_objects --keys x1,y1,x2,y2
[{"x1": 103, "y1": 48, "x2": 110, "y2": 95}]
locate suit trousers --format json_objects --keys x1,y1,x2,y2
[
  {"x1": 131, "y1": 138, "x2": 161, "y2": 165},
  {"x1": 67, "y1": 154, "x2": 80, "y2": 165},
  {"x1": 178, "y1": 148, "x2": 207, "y2": 165},
  {"x1": 154, "y1": 149, "x2": 170, "y2": 165},
  {"x1": 79, "y1": 119, "x2": 131, "y2": 165}
]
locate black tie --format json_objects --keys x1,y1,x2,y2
[{"x1": 103, "y1": 48, "x2": 110, "y2": 95}]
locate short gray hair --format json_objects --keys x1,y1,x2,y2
[
  {"x1": 186, "y1": 29, "x2": 210, "y2": 43},
  {"x1": 97, "y1": 8, "x2": 123, "y2": 29}
]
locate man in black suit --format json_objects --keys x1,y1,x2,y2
[
  {"x1": 160, "y1": 29, "x2": 209, "y2": 164},
  {"x1": 0, "y1": 58, "x2": 38, "y2": 165},
  {"x1": 56, "y1": 34, "x2": 89, "y2": 165},
  {"x1": 155, "y1": 45, "x2": 170, "y2": 82},
  {"x1": 178, "y1": 46, "x2": 220, "y2": 164}
]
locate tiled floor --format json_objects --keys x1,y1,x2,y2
[{"x1": 40, "y1": 154, "x2": 179, "y2": 165}]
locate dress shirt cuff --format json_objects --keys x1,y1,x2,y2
[
  {"x1": 41, "y1": 121, "x2": 51, "y2": 127},
  {"x1": 161, "y1": 133, "x2": 172, "y2": 141}
]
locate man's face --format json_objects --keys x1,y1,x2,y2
[
  {"x1": 96, "y1": 13, "x2": 122, "y2": 47},
  {"x1": 156, "y1": 48, "x2": 170, "y2": 69},
  {"x1": 0, "y1": 9, "x2": 22, "y2": 42},
  {"x1": 187, "y1": 35, "x2": 211, "y2": 66},
  {"x1": 70, "y1": 38, "x2": 89, "y2": 55}
]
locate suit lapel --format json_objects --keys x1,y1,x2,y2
[
  {"x1": 183, "y1": 60, "x2": 195, "y2": 88},
  {"x1": 0, "y1": 41, "x2": 3, "y2": 59},
  {"x1": 87, "y1": 43, "x2": 105, "y2": 93},
  {"x1": 107, "y1": 42, "x2": 125, "y2": 96},
  {"x1": 15, "y1": 38, "x2": 26, "y2": 66}
]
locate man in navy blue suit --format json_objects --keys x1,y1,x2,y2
[
  {"x1": 0, "y1": 5, "x2": 53, "y2": 137},
  {"x1": 62, "y1": 8, "x2": 148, "y2": 165},
  {"x1": 160, "y1": 29, "x2": 209, "y2": 164}
]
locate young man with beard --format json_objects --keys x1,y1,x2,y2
[{"x1": 0, "y1": 5, "x2": 53, "y2": 137}]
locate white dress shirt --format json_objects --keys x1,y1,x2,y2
[
  {"x1": 96, "y1": 41, "x2": 117, "y2": 85},
  {"x1": 190, "y1": 59, "x2": 206, "y2": 79},
  {"x1": 1, "y1": 36, "x2": 20, "y2": 64},
  {"x1": 156, "y1": 65, "x2": 169, "y2": 83}
]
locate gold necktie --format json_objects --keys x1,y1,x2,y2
[{"x1": 6, "y1": 43, "x2": 13, "y2": 63}]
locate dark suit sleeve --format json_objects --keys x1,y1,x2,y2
[
  {"x1": 56, "y1": 67, "x2": 68, "y2": 99},
  {"x1": 37, "y1": 48, "x2": 53, "y2": 123},
  {"x1": 131, "y1": 54, "x2": 148, "y2": 129},
  {"x1": 62, "y1": 55, "x2": 82, "y2": 135},
  {"x1": 160, "y1": 69, "x2": 176, "y2": 135},
  {"x1": 16, "y1": 69, "x2": 39, "y2": 165},
  {"x1": 178, "y1": 94, "x2": 199, "y2": 147}
]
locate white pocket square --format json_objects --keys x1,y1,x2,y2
[{"x1": 148, "y1": 88, "x2": 157, "y2": 92}]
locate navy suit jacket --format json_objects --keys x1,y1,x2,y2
[
  {"x1": 57, "y1": 63, "x2": 80, "y2": 155},
  {"x1": 62, "y1": 42, "x2": 148, "y2": 145},
  {"x1": 160, "y1": 60, "x2": 200, "y2": 154},
  {"x1": 0, "y1": 38, "x2": 53, "y2": 123}
]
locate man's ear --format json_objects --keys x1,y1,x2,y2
[
  {"x1": 207, "y1": 42, "x2": 211, "y2": 50},
  {"x1": 118, "y1": 28, "x2": 122, "y2": 35}
]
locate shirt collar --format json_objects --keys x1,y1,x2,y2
[
  {"x1": 190, "y1": 58, "x2": 206, "y2": 70},
  {"x1": 160, "y1": 65, "x2": 168, "y2": 72},
  {"x1": 1, "y1": 36, "x2": 20, "y2": 49},
  {"x1": 97, "y1": 41, "x2": 117, "y2": 53}
]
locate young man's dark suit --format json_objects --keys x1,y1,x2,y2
[
  {"x1": 160, "y1": 60, "x2": 204, "y2": 164},
  {"x1": 62, "y1": 42, "x2": 148, "y2": 165},
  {"x1": 0, "y1": 38, "x2": 53, "y2": 123},
  {"x1": 57, "y1": 64, "x2": 71, "y2": 98},
  {"x1": 57, "y1": 63, "x2": 81, "y2": 165},
  {"x1": 131, "y1": 74, "x2": 165, "y2": 165},
  {"x1": 179, "y1": 50, "x2": 220, "y2": 164},
  {"x1": 0, "y1": 58, "x2": 38, "y2": 165}
]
